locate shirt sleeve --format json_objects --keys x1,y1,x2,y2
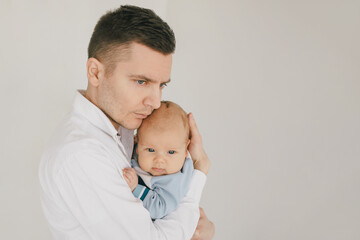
[{"x1": 55, "y1": 146, "x2": 206, "y2": 240}]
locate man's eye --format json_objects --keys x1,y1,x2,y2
[
  {"x1": 168, "y1": 150, "x2": 175, "y2": 154},
  {"x1": 137, "y1": 80, "x2": 146, "y2": 85},
  {"x1": 160, "y1": 83, "x2": 167, "y2": 88},
  {"x1": 147, "y1": 148, "x2": 155, "y2": 152}
]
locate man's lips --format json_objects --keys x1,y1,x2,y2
[{"x1": 134, "y1": 112, "x2": 151, "y2": 119}]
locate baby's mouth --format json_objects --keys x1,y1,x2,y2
[{"x1": 151, "y1": 167, "x2": 165, "y2": 174}]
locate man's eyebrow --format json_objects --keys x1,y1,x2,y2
[{"x1": 129, "y1": 74, "x2": 171, "y2": 84}]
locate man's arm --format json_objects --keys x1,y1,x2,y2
[
  {"x1": 55, "y1": 143, "x2": 205, "y2": 240},
  {"x1": 188, "y1": 113, "x2": 215, "y2": 240}
]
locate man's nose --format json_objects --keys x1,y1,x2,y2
[{"x1": 144, "y1": 87, "x2": 161, "y2": 110}]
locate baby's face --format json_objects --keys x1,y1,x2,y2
[{"x1": 137, "y1": 123, "x2": 189, "y2": 176}]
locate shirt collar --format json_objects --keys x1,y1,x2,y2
[{"x1": 72, "y1": 90, "x2": 119, "y2": 137}]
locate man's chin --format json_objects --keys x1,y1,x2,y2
[{"x1": 122, "y1": 119, "x2": 143, "y2": 130}]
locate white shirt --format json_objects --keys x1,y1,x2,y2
[{"x1": 39, "y1": 90, "x2": 206, "y2": 240}]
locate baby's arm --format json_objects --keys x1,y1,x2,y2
[
  {"x1": 124, "y1": 159, "x2": 193, "y2": 219},
  {"x1": 137, "y1": 158, "x2": 194, "y2": 219}
]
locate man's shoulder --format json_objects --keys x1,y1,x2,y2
[
  {"x1": 40, "y1": 113, "x2": 112, "y2": 175},
  {"x1": 41, "y1": 135, "x2": 108, "y2": 175}
]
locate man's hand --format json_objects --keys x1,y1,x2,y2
[
  {"x1": 188, "y1": 113, "x2": 210, "y2": 174},
  {"x1": 122, "y1": 168, "x2": 138, "y2": 191},
  {"x1": 192, "y1": 208, "x2": 215, "y2": 240}
]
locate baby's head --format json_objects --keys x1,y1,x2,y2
[{"x1": 136, "y1": 101, "x2": 190, "y2": 176}]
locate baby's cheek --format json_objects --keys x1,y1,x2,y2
[
  {"x1": 138, "y1": 157, "x2": 152, "y2": 171},
  {"x1": 168, "y1": 158, "x2": 184, "y2": 174}
]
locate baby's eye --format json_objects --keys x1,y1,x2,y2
[
  {"x1": 168, "y1": 150, "x2": 176, "y2": 154},
  {"x1": 147, "y1": 148, "x2": 155, "y2": 152}
]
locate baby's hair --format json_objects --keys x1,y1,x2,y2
[
  {"x1": 137, "y1": 101, "x2": 190, "y2": 140},
  {"x1": 161, "y1": 101, "x2": 190, "y2": 139}
]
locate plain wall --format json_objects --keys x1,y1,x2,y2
[{"x1": 1, "y1": 0, "x2": 359, "y2": 239}]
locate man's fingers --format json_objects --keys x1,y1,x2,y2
[{"x1": 188, "y1": 113, "x2": 201, "y2": 141}]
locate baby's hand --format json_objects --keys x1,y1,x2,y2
[{"x1": 122, "y1": 168, "x2": 138, "y2": 192}]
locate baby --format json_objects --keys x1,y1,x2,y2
[{"x1": 123, "y1": 101, "x2": 193, "y2": 219}]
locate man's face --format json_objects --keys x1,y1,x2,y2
[
  {"x1": 97, "y1": 43, "x2": 172, "y2": 130},
  {"x1": 136, "y1": 123, "x2": 189, "y2": 176}
]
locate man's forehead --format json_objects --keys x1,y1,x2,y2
[{"x1": 112, "y1": 42, "x2": 172, "y2": 81}]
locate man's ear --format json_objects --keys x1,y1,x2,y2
[{"x1": 86, "y1": 58, "x2": 104, "y2": 87}]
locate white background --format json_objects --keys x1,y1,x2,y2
[{"x1": 1, "y1": 0, "x2": 359, "y2": 239}]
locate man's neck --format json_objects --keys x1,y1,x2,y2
[{"x1": 83, "y1": 89, "x2": 120, "y2": 131}]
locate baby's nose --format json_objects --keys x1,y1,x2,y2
[{"x1": 154, "y1": 155, "x2": 166, "y2": 163}]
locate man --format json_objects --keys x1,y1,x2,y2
[{"x1": 39, "y1": 5, "x2": 214, "y2": 240}]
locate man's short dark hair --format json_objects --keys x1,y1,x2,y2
[{"x1": 88, "y1": 5, "x2": 176, "y2": 75}]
